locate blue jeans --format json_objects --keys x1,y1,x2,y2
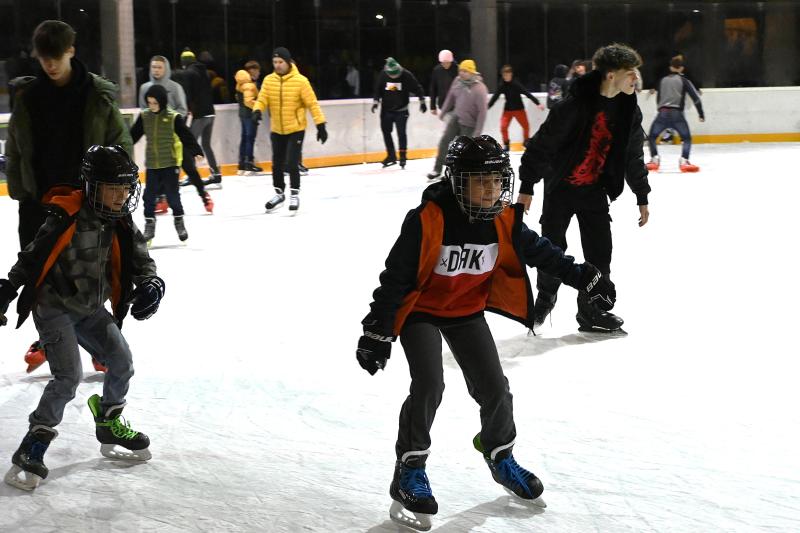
[
  {"x1": 29, "y1": 305, "x2": 135, "y2": 428},
  {"x1": 648, "y1": 108, "x2": 692, "y2": 159},
  {"x1": 239, "y1": 116, "x2": 257, "y2": 161}
]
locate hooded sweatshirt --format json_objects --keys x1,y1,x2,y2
[
  {"x1": 439, "y1": 74, "x2": 489, "y2": 135},
  {"x1": 139, "y1": 57, "x2": 188, "y2": 116}
]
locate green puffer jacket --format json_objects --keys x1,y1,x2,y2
[{"x1": 5, "y1": 74, "x2": 133, "y2": 202}]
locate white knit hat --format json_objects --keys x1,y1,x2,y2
[{"x1": 438, "y1": 49, "x2": 454, "y2": 63}]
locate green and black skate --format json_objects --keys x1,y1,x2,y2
[{"x1": 88, "y1": 394, "x2": 151, "y2": 461}]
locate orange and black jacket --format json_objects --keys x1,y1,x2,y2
[
  {"x1": 364, "y1": 181, "x2": 586, "y2": 337},
  {"x1": 7, "y1": 187, "x2": 156, "y2": 328}
]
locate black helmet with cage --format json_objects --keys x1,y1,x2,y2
[
  {"x1": 80, "y1": 145, "x2": 141, "y2": 219},
  {"x1": 444, "y1": 135, "x2": 514, "y2": 221}
]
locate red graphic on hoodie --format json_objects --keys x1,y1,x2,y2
[{"x1": 567, "y1": 111, "x2": 612, "y2": 187}]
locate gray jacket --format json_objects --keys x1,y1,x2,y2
[
  {"x1": 656, "y1": 73, "x2": 704, "y2": 119},
  {"x1": 440, "y1": 75, "x2": 488, "y2": 135},
  {"x1": 8, "y1": 204, "x2": 156, "y2": 321},
  {"x1": 139, "y1": 57, "x2": 188, "y2": 117}
]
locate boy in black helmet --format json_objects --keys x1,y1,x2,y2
[
  {"x1": 0, "y1": 145, "x2": 164, "y2": 491},
  {"x1": 355, "y1": 135, "x2": 616, "y2": 530}
]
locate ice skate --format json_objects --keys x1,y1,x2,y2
[
  {"x1": 236, "y1": 161, "x2": 249, "y2": 176},
  {"x1": 576, "y1": 297, "x2": 625, "y2": 334},
  {"x1": 503, "y1": 142, "x2": 510, "y2": 152},
  {"x1": 298, "y1": 163, "x2": 309, "y2": 176},
  {"x1": 142, "y1": 217, "x2": 155, "y2": 245},
  {"x1": 203, "y1": 173, "x2": 223, "y2": 189},
  {"x1": 388, "y1": 451, "x2": 438, "y2": 531},
  {"x1": 679, "y1": 157, "x2": 699, "y2": 172},
  {"x1": 532, "y1": 291, "x2": 557, "y2": 328},
  {"x1": 174, "y1": 216, "x2": 189, "y2": 242},
  {"x1": 426, "y1": 170, "x2": 441, "y2": 181},
  {"x1": 246, "y1": 159, "x2": 264, "y2": 175},
  {"x1": 154, "y1": 197, "x2": 168, "y2": 215},
  {"x1": 265, "y1": 188, "x2": 286, "y2": 212},
  {"x1": 473, "y1": 435, "x2": 547, "y2": 508},
  {"x1": 289, "y1": 189, "x2": 300, "y2": 213},
  {"x1": 179, "y1": 177, "x2": 191, "y2": 187},
  {"x1": 91, "y1": 357, "x2": 108, "y2": 373},
  {"x1": 399, "y1": 150, "x2": 407, "y2": 169},
  {"x1": 88, "y1": 394, "x2": 151, "y2": 461},
  {"x1": 381, "y1": 154, "x2": 398, "y2": 168},
  {"x1": 203, "y1": 192, "x2": 214, "y2": 214},
  {"x1": 24, "y1": 341, "x2": 47, "y2": 373},
  {"x1": 4, "y1": 426, "x2": 57, "y2": 491},
  {"x1": 645, "y1": 155, "x2": 660, "y2": 171}
]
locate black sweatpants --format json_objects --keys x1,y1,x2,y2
[
  {"x1": 396, "y1": 315, "x2": 516, "y2": 460},
  {"x1": 380, "y1": 109, "x2": 409, "y2": 157},
  {"x1": 181, "y1": 147, "x2": 206, "y2": 199},
  {"x1": 190, "y1": 115, "x2": 219, "y2": 174},
  {"x1": 271, "y1": 131, "x2": 304, "y2": 191},
  {"x1": 18, "y1": 200, "x2": 49, "y2": 249},
  {"x1": 537, "y1": 186, "x2": 612, "y2": 297}
]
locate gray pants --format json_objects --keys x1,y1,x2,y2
[
  {"x1": 433, "y1": 114, "x2": 476, "y2": 172},
  {"x1": 396, "y1": 315, "x2": 516, "y2": 459},
  {"x1": 29, "y1": 305, "x2": 134, "y2": 429},
  {"x1": 190, "y1": 115, "x2": 219, "y2": 174}
]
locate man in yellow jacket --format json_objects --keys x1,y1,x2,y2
[{"x1": 252, "y1": 47, "x2": 327, "y2": 213}]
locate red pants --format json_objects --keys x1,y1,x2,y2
[{"x1": 500, "y1": 110, "x2": 530, "y2": 144}]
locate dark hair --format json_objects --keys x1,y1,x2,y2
[
  {"x1": 501, "y1": 64, "x2": 513, "y2": 73},
  {"x1": 244, "y1": 60, "x2": 260, "y2": 70},
  {"x1": 32, "y1": 20, "x2": 76, "y2": 59},
  {"x1": 670, "y1": 56, "x2": 684, "y2": 69},
  {"x1": 591, "y1": 43, "x2": 642, "y2": 76}
]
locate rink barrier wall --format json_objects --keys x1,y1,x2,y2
[{"x1": 0, "y1": 86, "x2": 799, "y2": 196}]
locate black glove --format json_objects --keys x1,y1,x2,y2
[
  {"x1": 316, "y1": 122, "x2": 328, "y2": 144},
  {"x1": 0, "y1": 279, "x2": 18, "y2": 327},
  {"x1": 130, "y1": 276, "x2": 165, "y2": 320},
  {"x1": 252, "y1": 110, "x2": 262, "y2": 127},
  {"x1": 371, "y1": 101, "x2": 379, "y2": 113},
  {"x1": 579, "y1": 263, "x2": 615, "y2": 311},
  {"x1": 356, "y1": 329, "x2": 394, "y2": 375},
  {"x1": 419, "y1": 100, "x2": 427, "y2": 113}
]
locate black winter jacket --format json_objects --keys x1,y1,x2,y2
[
  {"x1": 173, "y1": 62, "x2": 215, "y2": 117},
  {"x1": 519, "y1": 70, "x2": 651, "y2": 205},
  {"x1": 429, "y1": 64, "x2": 458, "y2": 111},
  {"x1": 373, "y1": 69, "x2": 425, "y2": 112}
]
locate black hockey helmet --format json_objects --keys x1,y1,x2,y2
[
  {"x1": 80, "y1": 145, "x2": 141, "y2": 219},
  {"x1": 444, "y1": 135, "x2": 514, "y2": 221}
]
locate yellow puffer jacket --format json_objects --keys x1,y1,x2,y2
[
  {"x1": 234, "y1": 69, "x2": 258, "y2": 109},
  {"x1": 253, "y1": 63, "x2": 326, "y2": 135}
]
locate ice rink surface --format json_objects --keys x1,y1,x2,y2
[{"x1": 0, "y1": 143, "x2": 798, "y2": 532}]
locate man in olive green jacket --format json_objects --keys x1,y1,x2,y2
[{"x1": 5, "y1": 20, "x2": 132, "y2": 374}]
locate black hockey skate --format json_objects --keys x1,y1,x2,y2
[
  {"x1": 382, "y1": 154, "x2": 398, "y2": 168},
  {"x1": 265, "y1": 188, "x2": 286, "y2": 212},
  {"x1": 426, "y1": 170, "x2": 441, "y2": 180},
  {"x1": 389, "y1": 452, "x2": 438, "y2": 531},
  {"x1": 143, "y1": 217, "x2": 155, "y2": 244},
  {"x1": 576, "y1": 297, "x2": 625, "y2": 334},
  {"x1": 289, "y1": 189, "x2": 300, "y2": 213},
  {"x1": 473, "y1": 434, "x2": 546, "y2": 507},
  {"x1": 298, "y1": 163, "x2": 309, "y2": 176},
  {"x1": 399, "y1": 150, "x2": 407, "y2": 169},
  {"x1": 532, "y1": 291, "x2": 557, "y2": 328},
  {"x1": 203, "y1": 172, "x2": 223, "y2": 188},
  {"x1": 174, "y1": 216, "x2": 189, "y2": 241},
  {"x1": 88, "y1": 394, "x2": 151, "y2": 461},
  {"x1": 4, "y1": 426, "x2": 57, "y2": 491}
]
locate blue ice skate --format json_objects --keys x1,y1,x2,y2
[
  {"x1": 474, "y1": 434, "x2": 547, "y2": 508},
  {"x1": 389, "y1": 451, "x2": 438, "y2": 531}
]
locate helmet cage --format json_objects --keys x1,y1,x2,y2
[
  {"x1": 447, "y1": 166, "x2": 515, "y2": 221},
  {"x1": 80, "y1": 147, "x2": 141, "y2": 219}
]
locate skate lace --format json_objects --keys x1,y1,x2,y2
[
  {"x1": 496, "y1": 455, "x2": 534, "y2": 498},
  {"x1": 401, "y1": 466, "x2": 433, "y2": 499},
  {"x1": 107, "y1": 416, "x2": 139, "y2": 440}
]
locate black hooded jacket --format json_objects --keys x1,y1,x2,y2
[
  {"x1": 519, "y1": 70, "x2": 650, "y2": 205},
  {"x1": 173, "y1": 61, "x2": 215, "y2": 117}
]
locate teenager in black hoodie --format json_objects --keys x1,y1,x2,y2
[{"x1": 518, "y1": 43, "x2": 651, "y2": 333}]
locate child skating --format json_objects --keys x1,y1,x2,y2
[
  {"x1": 0, "y1": 145, "x2": 165, "y2": 490},
  {"x1": 356, "y1": 135, "x2": 616, "y2": 530}
]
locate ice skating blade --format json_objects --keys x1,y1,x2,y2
[
  {"x1": 100, "y1": 444, "x2": 151, "y2": 461},
  {"x1": 4, "y1": 465, "x2": 42, "y2": 491},
  {"x1": 389, "y1": 500, "x2": 432, "y2": 531},
  {"x1": 577, "y1": 326, "x2": 628, "y2": 338},
  {"x1": 502, "y1": 486, "x2": 547, "y2": 508}
]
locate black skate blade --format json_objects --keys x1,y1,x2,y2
[
  {"x1": 4, "y1": 465, "x2": 43, "y2": 491},
  {"x1": 578, "y1": 326, "x2": 628, "y2": 337},
  {"x1": 389, "y1": 500, "x2": 433, "y2": 531},
  {"x1": 100, "y1": 444, "x2": 151, "y2": 461},
  {"x1": 381, "y1": 161, "x2": 398, "y2": 168}
]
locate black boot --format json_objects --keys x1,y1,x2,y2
[
  {"x1": 88, "y1": 394, "x2": 151, "y2": 460},
  {"x1": 576, "y1": 295, "x2": 624, "y2": 332},
  {"x1": 399, "y1": 150, "x2": 407, "y2": 169},
  {"x1": 174, "y1": 216, "x2": 189, "y2": 241},
  {"x1": 6, "y1": 426, "x2": 58, "y2": 488}
]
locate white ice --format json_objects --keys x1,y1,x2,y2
[{"x1": 1, "y1": 143, "x2": 799, "y2": 532}]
